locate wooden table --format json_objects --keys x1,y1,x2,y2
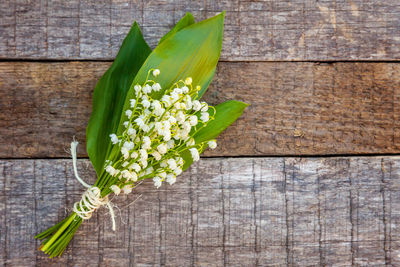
[{"x1": 1, "y1": 1, "x2": 400, "y2": 266}]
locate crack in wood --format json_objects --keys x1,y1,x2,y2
[
  {"x1": 283, "y1": 159, "x2": 291, "y2": 266},
  {"x1": 348, "y1": 159, "x2": 356, "y2": 266},
  {"x1": 381, "y1": 158, "x2": 390, "y2": 266},
  {"x1": 220, "y1": 160, "x2": 227, "y2": 266},
  {"x1": 251, "y1": 159, "x2": 259, "y2": 266},
  {"x1": 317, "y1": 167, "x2": 325, "y2": 266}
]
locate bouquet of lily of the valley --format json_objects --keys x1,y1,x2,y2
[{"x1": 35, "y1": 12, "x2": 248, "y2": 257}]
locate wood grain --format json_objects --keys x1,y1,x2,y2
[
  {"x1": 1, "y1": 157, "x2": 400, "y2": 266},
  {"x1": 0, "y1": 0, "x2": 399, "y2": 61},
  {"x1": 1, "y1": 61, "x2": 400, "y2": 158},
  {"x1": 2, "y1": 0, "x2": 399, "y2": 265}
]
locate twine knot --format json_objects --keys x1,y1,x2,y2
[{"x1": 72, "y1": 186, "x2": 109, "y2": 220}]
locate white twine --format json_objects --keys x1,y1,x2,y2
[
  {"x1": 70, "y1": 140, "x2": 91, "y2": 188},
  {"x1": 70, "y1": 140, "x2": 116, "y2": 231}
]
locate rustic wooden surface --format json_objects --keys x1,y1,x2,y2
[
  {"x1": 1, "y1": 157, "x2": 400, "y2": 266},
  {"x1": 1, "y1": 61, "x2": 400, "y2": 158},
  {"x1": 0, "y1": 0, "x2": 399, "y2": 61},
  {"x1": 1, "y1": 1, "x2": 400, "y2": 266}
]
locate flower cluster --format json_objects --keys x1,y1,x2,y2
[{"x1": 106, "y1": 69, "x2": 217, "y2": 191}]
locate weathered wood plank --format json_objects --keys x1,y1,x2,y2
[
  {"x1": 0, "y1": 0, "x2": 399, "y2": 60},
  {"x1": 1, "y1": 157, "x2": 400, "y2": 266},
  {"x1": 1, "y1": 61, "x2": 400, "y2": 158}
]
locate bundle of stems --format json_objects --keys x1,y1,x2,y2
[{"x1": 35, "y1": 172, "x2": 111, "y2": 257}]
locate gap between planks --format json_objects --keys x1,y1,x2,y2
[{"x1": 4, "y1": 153, "x2": 400, "y2": 161}]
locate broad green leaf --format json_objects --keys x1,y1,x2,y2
[
  {"x1": 116, "y1": 12, "x2": 225, "y2": 138},
  {"x1": 86, "y1": 22, "x2": 151, "y2": 176},
  {"x1": 194, "y1": 100, "x2": 249, "y2": 142},
  {"x1": 158, "y1": 12, "x2": 195, "y2": 45},
  {"x1": 181, "y1": 100, "x2": 249, "y2": 170}
]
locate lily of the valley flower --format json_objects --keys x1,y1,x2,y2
[{"x1": 106, "y1": 68, "x2": 217, "y2": 190}]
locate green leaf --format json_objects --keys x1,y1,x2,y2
[
  {"x1": 117, "y1": 12, "x2": 225, "y2": 138},
  {"x1": 194, "y1": 100, "x2": 249, "y2": 142},
  {"x1": 158, "y1": 12, "x2": 195, "y2": 45},
  {"x1": 86, "y1": 22, "x2": 151, "y2": 176},
  {"x1": 181, "y1": 100, "x2": 249, "y2": 170}
]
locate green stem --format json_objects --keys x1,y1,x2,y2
[
  {"x1": 34, "y1": 216, "x2": 70, "y2": 240},
  {"x1": 40, "y1": 213, "x2": 76, "y2": 252}
]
